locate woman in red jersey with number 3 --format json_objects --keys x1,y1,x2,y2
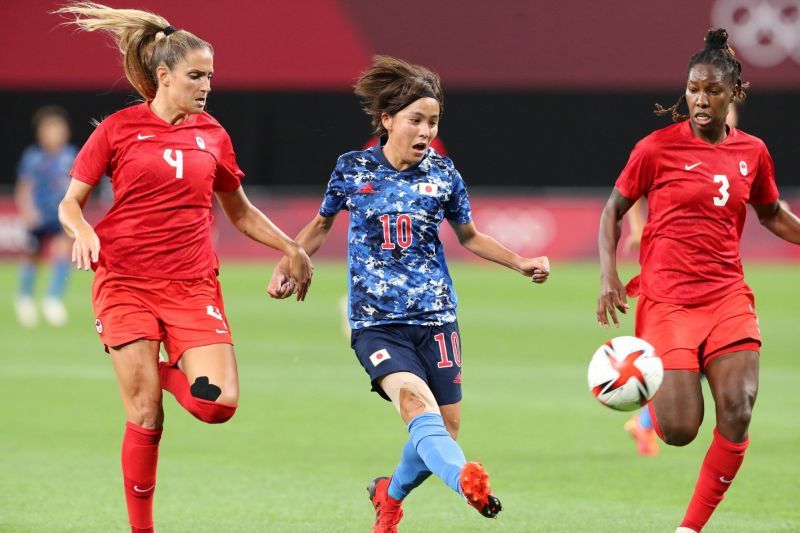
[
  {"x1": 56, "y1": 3, "x2": 313, "y2": 532},
  {"x1": 598, "y1": 29, "x2": 800, "y2": 532}
]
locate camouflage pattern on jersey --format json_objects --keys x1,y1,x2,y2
[{"x1": 320, "y1": 146, "x2": 472, "y2": 329}]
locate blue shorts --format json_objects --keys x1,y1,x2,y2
[
  {"x1": 351, "y1": 322, "x2": 463, "y2": 406},
  {"x1": 26, "y1": 221, "x2": 64, "y2": 254}
]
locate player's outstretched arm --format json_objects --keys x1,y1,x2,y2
[
  {"x1": 597, "y1": 188, "x2": 636, "y2": 328},
  {"x1": 267, "y1": 213, "x2": 338, "y2": 300},
  {"x1": 447, "y1": 220, "x2": 550, "y2": 283},
  {"x1": 59, "y1": 178, "x2": 99, "y2": 271},
  {"x1": 753, "y1": 200, "x2": 800, "y2": 244},
  {"x1": 215, "y1": 187, "x2": 313, "y2": 300}
]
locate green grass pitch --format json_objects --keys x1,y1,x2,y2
[{"x1": 1, "y1": 261, "x2": 798, "y2": 532}]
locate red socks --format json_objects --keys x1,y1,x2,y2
[
  {"x1": 159, "y1": 363, "x2": 237, "y2": 424},
  {"x1": 680, "y1": 427, "x2": 749, "y2": 531},
  {"x1": 122, "y1": 422, "x2": 162, "y2": 533}
]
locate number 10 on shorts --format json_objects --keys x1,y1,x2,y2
[{"x1": 434, "y1": 332, "x2": 461, "y2": 368}]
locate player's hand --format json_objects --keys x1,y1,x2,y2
[
  {"x1": 72, "y1": 224, "x2": 100, "y2": 271},
  {"x1": 287, "y1": 246, "x2": 314, "y2": 301},
  {"x1": 597, "y1": 272, "x2": 629, "y2": 328},
  {"x1": 519, "y1": 256, "x2": 550, "y2": 284},
  {"x1": 267, "y1": 258, "x2": 296, "y2": 299}
]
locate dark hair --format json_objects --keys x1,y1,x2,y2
[
  {"x1": 32, "y1": 105, "x2": 70, "y2": 131},
  {"x1": 654, "y1": 28, "x2": 749, "y2": 122},
  {"x1": 354, "y1": 55, "x2": 444, "y2": 135},
  {"x1": 55, "y1": 2, "x2": 213, "y2": 100}
]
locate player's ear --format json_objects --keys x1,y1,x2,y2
[
  {"x1": 156, "y1": 63, "x2": 171, "y2": 87},
  {"x1": 380, "y1": 112, "x2": 393, "y2": 134}
]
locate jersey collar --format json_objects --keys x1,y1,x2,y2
[{"x1": 372, "y1": 136, "x2": 428, "y2": 173}]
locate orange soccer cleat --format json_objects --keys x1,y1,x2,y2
[
  {"x1": 624, "y1": 414, "x2": 660, "y2": 456},
  {"x1": 460, "y1": 461, "x2": 502, "y2": 518},
  {"x1": 367, "y1": 476, "x2": 403, "y2": 533}
]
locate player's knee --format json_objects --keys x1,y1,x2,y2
[
  {"x1": 717, "y1": 397, "x2": 754, "y2": 437},
  {"x1": 129, "y1": 396, "x2": 163, "y2": 429},
  {"x1": 189, "y1": 376, "x2": 238, "y2": 424},
  {"x1": 662, "y1": 423, "x2": 699, "y2": 447},
  {"x1": 398, "y1": 383, "x2": 438, "y2": 422}
]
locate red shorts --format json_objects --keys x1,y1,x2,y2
[
  {"x1": 92, "y1": 266, "x2": 233, "y2": 363},
  {"x1": 635, "y1": 286, "x2": 761, "y2": 373}
]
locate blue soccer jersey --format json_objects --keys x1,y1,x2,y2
[
  {"x1": 17, "y1": 144, "x2": 77, "y2": 225},
  {"x1": 320, "y1": 145, "x2": 473, "y2": 329}
]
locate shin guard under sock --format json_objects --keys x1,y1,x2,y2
[{"x1": 121, "y1": 422, "x2": 162, "y2": 532}]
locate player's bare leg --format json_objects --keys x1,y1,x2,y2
[
  {"x1": 649, "y1": 368, "x2": 704, "y2": 446},
  {"x1": 678, "y1": 350, "x2": 758, "y2": 532},
  {"x1": 440, "y1": 402, "x2": 461, "y2": 440},
  {"x1": 376, "y1": 372, "x2": 501, "y2": 521},
  {"x1": 109, "y1": 339, "x2": 163, "y2": 533},
  {"x1": 159, "y1": 343, "x2": 239, "y2": 423}
]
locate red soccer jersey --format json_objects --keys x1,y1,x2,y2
[
  {"x1": 71, "y1": 102, "x2": 243, "y2": 279},
  {"x1": 615, "y1": 121, "x2": 779, "y2": 305}
]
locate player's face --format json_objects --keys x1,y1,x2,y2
[
  {"x1": 382, "y1": 97, "x2": 440, "y2": 170},
  {"x1": 685, "y1": 64, "x2": 735, "y2": 139},
  {"x1": 162, "y1": 47, "x2": 214, "y2": 114},
  {"x1": 37, "y1": 116, "x2": 70, "y2": 153}
]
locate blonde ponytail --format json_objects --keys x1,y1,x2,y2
[{"x1": 55, "y1": 2, "x2": 212, "y2": 100}]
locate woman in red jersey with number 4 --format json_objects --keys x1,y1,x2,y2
[
  {"x1": 597, "y1": 28, "x2": 800, "y2": 532},
  {"x1": 55, "y1": 3, "x2": 313, "y2": 532}
]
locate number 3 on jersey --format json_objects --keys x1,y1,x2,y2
[
  {"x1": 163, "y1": 149, "x2": 184, "y2": 179},
  {"x1": 380, "y1": 214, "x2": 413, "y2": 250},
  {"x1": 713, "y1": 174, "x2": 729, "y2": 206}
]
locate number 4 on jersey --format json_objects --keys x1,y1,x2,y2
[{"x1": 163, "y1": 149, "x2": 184, "y2": 179}]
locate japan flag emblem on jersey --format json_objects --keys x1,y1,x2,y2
[
  {"x1": 739, "y1": 160, "x2": 748, "y2": 176},
  {"x1": 369, "y1": 348, "x2": 391, "y2": 367},
  {"x1": 418, "y1": 183, "x2": 438, "y2": 196},
  {"x1": 196, "y1": 136, "x2": 206, "y2": 149}
]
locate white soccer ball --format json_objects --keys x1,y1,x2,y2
[{"x1": 588, "y1": 336, "x2": 663, "y2": 411}]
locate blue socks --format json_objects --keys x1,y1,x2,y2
[
  {"x1": 387, "y1": 412, "x2": 466, "y2": 500},
  {"x1": 47, "y1": 258, "x2": 70, "y2": 298},
  {"x1": 18, "y1": 262, "x2": 36, "y2": 297},
  {"x1": 387, "y1": 439, "x2": 432, "y2": 500},
  {"x1": 639, "y1": 407, "x2": 654, "y2": 430}
]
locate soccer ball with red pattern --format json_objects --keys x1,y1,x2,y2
[{"x1": 588, "y1": 336, "x2": 663, "y2": 411}]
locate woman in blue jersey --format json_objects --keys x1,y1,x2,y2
[
  {"x1": 268, "y1": 56, "x2": 549, "y2": 532},
  {"x1": 15, "y1": 106, "x2": 77, "y2": 327}
]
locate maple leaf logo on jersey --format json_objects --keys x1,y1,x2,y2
[{"x1": 357, "y1": 182, "x2": 376, "y2": 194}]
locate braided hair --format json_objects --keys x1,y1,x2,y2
[{"x1": 654, "y1": 28, "x2": 749, "y2": 122}]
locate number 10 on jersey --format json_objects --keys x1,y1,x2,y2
[{"x1": 380, "y1": 214, "x2": 413, "y2": 250}]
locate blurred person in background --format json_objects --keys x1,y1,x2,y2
[
  {"x1": 268, "y1": 55, "x2": 549, "y2": 532},
  {"x1": 622, "y1": 100, "x2": 742, "y2": 458},
  {"x1": 14, "y1": 105, "x2": 76, "y2": 327},
  {"x1": 597, "y1": 29, "x2": 800, "y2": 532},
  {"x1": 55, "y1": 3, "x2": 312, "y2": 532}
]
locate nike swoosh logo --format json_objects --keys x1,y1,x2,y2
[
  {"x1": 137, "y1": 134, "x2": 155, "y2": 140},
  {"x1": 133, "y1": 484, "x2": 154, "y2": 493},
  {"x1": 719, "y1": 476, "x2": 733, "y2": 484},
  {"x1": 685, "y1": 162, "x2": 702, "y2": 170},
  {"x1": 215, "y1": 329, "x2": 228, "y2": 334}
]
